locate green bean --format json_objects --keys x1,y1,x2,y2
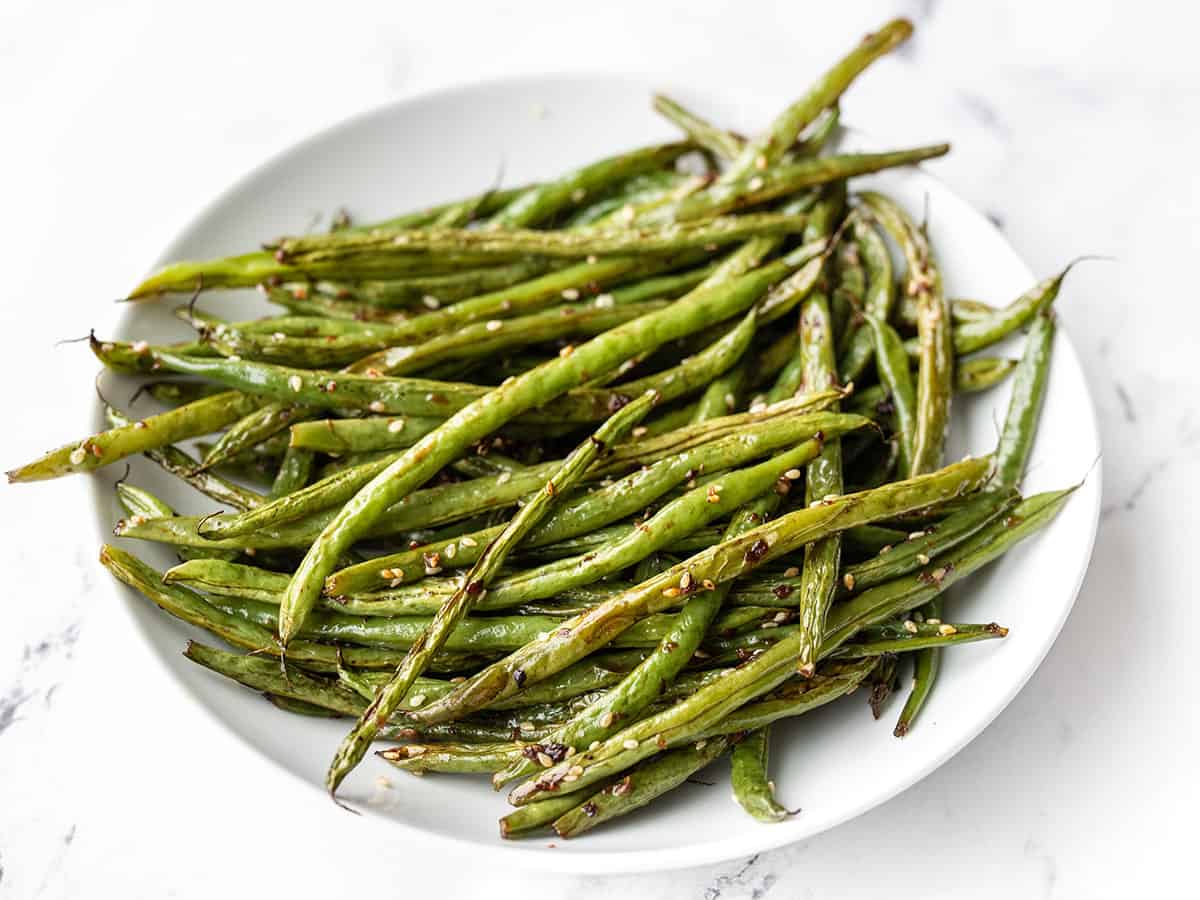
[
  {"x1": 867, "y1": 654, "x2": 898, "y2": 718},
  {"x1": 270, "y1": 214, "x2": 808, "y2": 266},
  {"x1": 842, "y1": 490, "x2": 1018, "y2": 593},
  {"x1": 411, "y1": 458, "x2": 991, "y2": 725},
  {"x1": 268, "y1": 446, "x2": 314, "y2": 498},
  {"x1": 552, "y1": 736, "x2": 731, "y2": 838},
  {"x1": 865, "y1": 314, "x2": 917, "y2": 475},
  {"x1": 721, "y1": 18, "x2": 913, "y2": 180},
  {"x1": 264, "y1": 286, "x2": 413, "y2": 322},
  {"x1": 102, "y1": 406, "x2": 265, "y2": 511},
  {"x1": 994, "y1": 310, "x2": 1055, "y2": 490},
  {"x1": 288, "y1": 416, "x2": 444, "y2": 453},
  {"x1": 489, "y1": 143, "x2": 692, "y2": 228},
  {"x1": 860, "y1": 192, "x2": 950, "y2": 475},
  {"x1": 905, "y1": 264, "x2": 1076, "y2": 360},
  {"x1": 830, "y1": 230, "x2": 865, "y2": 346},
  {"x1": 8, "y1": 389, "x2": 263, "y2": 483},
  {"x1": 348, "y1": 300, "x2": 669, "y2": 376},
  {"x1": 278, "y1": 241, "x2": 828, "y2": 645},
  {"x1": 892, "y1": 598, "x2": 942, "y2": 736},
  {"x1": 838, "y1": 216, "x2": 896, "y2": 381},
  {"x1": 844, "y1": 523, "x2": 910, "y2": 555},
  {"x1": 566, "y1": 172, "x2": 692, "y2": 227},
  {"x1": 141, "y1": 381, "x2": 226, "y2": 406},
  {"x1": 325, "y1": 391, "x2": 656, "y2": 798},
  {"x1": 730, "y1": 728, "x2": 790, "y2": 823},
  {"x1": 656, "y1": 146, "x2": 948, "y2": 224},
  {"x1": 794, "y1": 290, "x2": 843, "y2": 676},
  {"x1": 652, "y1": 95, "x2": 744, "y2": 159},
  {"x1": 318, "y1": 260, "x2": 564, "y2": 309},
  {"x1": 831, "y1": 619, "x2": 1008, "y2": 658},
  {"x1": 824, "y1": 487, "x2": 1075, "y2": 650}
]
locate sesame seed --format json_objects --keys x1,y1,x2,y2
[
  {"x1": 903, "y1": 620, "x2": 918, "y2": 634},
  {"x1": 368, "y1": 400, "x2": 386, "y2": 413},
  {"x1": 387, "y1": 419, "x2": 406, "y2": 433},
  {"x1": 129, "y1": 515, "x2": 147, "y2": 527},
  {"x1": 661, "y1": 586, "x2": 681, "y2": 598},
  {"x1": 587, "y1": 255, "x2": 598, "y2": 264},
  {"x1": 561, "y1": 288, "x2": 580, "y2": 300},
  {"x1": 562, "y1": 773, "x2": 579, "y2": 782},
  {"x1": 409, "y1": 694, "x2": 426, "y2": 707},
  {"x1": 748, "y1": 399, "x2": 767, "y2": 413},
  {"x1": 497, "y1": 472, "x2": 512, "y2": 484},
  {"x1": 695, "y1": 739, "x2": 707, "y2": 750},
  {"x1": 784, "y1": 566, "x2": 800, "y2": 578},
  {"x1": 594, "y1": 293, "x2": 614, "y2": 308},
  {"x1": 774, "y1": 611, "x2": 789, "y2": 623},
  {"x1": 723, "y1": 392, "x2": 736, "y2": 410},
  {"x1": 908, "y1": 531, "x2": 927, "y2": 541},
  {"x1": 406, "y1": 745, "x2": 428, "y2": 756},
  {"x1": 132, "y1": 340, "x2": 149, "y2": 353},
  {"x1": 537, "y1": 752, "x2": 554, "y2": 768},
  {"x1": 393, "y1": 234, "x2": 411, "y2": 245},
  {"x1": 568, "y1": 765, "x2": 583, "y2": 776},
  {"x1": 287, "y1": 374, "x2": 303, "y2": 392},
  {"x1": 926, "y1": 618, "x2": 942, "y2": 625},
  {"x1": 916, "y1": 553, "x2": 931, "y2": 565},
  {"x1": 784, "y1": 468, "x2": 802, "y2": 480},
  {"x1": 760, "y1": 622, "x2": 778, "y2": 630},
  {"x1": 421, "y1": 295, "x2": 441, "y2": 309},
  {"x1": 600, "y1": 712, "x2": 615, "y2": 728},
  {"x1": 622, "y1": 739, "x2": 638, "y2": 750},
  {"x1": 843, "y1": 573, "x2": 856, "y2": 590},
  {"x1": 747, "y1": 176, "x2": 765, "y2": 192},
  {"x1": 701, "y1": 579, "x2": 716, "y2": 591},
  {"x1": 571, "y1": 188, "x2": 586, "y2": 202},
  {"x1": 69, "y1": 447, "x2": 86, "y2": 465},
  {"x1": 879, "y1": 544, "x2": 893, "y2": 554},
  {"x1": 938, "y1": 624, "x2": 958, "y2": 636},
  {"x1": 679, "y1": 571, "x2": 693, "y2": 591},
  {"x1": 754, "y1": 154, "x2": 768, "y2": 171},
  {"x1": 444, "y1": 543, "x2": 457, "y2": 559},
  {"x1": 519, "y1": 721, "x2": 535, "y2": 732},
  {"x1": 485, "y1": 320, "x2": 503, "y2": 332},
  {"x1": 558, "y1": 344, "x2": 574, "y2": 358},
  {"x1": 460, "y1": 536, "x2": 478, "y2": 548},
  {"x1": 588, "y1": 740, "x2": 601, "y2": 751},
  {"x1": 272, "y1": 331, "x2": 286, "y2": 341},
  {"x1": 621, "y1": 204, "x2": 636, "y2": 222},
  {"x1": 706, "y1": 485, "x2": 721, "y2": 504},
  {"x1": 631, "y1": 426, "x2": 647, "y2": 438}
]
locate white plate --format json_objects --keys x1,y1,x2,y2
[{"x1": 92, "y1": 74, "x2": 1101, "y2": 873}]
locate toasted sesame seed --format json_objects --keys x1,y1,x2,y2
[
  {"x1": 132, "y1": 340, "x2": 149, "y2": 353},
  {"x1": 568, "y1": 765, "x2": 584, "y2": 776},
  {"x1": 460, "y1": 536, "x2": 478, "y2": 548},
  {"x1": 774, "y1": 611, "x2": 789, "y2": 623},
  {"x1": 903, "y1": 620, "x2": 918, "y2": 634},
  {"x1": 661, "y1": 586, "x2": 681, "y2": 598},
  {"x1": 368, "y1": 400, "x2": 386, "y2": 413},
  {"x1": 679, "y1": 571, "x2": 693, "y2": 591},
  {"x1": 938, "y1": 623, "x2": 958, "y2": 636},
  {"x1": 631, "y1": 426, "x2": 648, "y2": 438},
  {"x1": 387, "y1": 418, "x2": 406, "y2": 433},
  {"x1": 587, "y1": 255, "x2": 598, "y2": 264},
  {"x1": 406, "y1": 745, "x2": 428, "y2": 757},
  {"x1": 69, "y1": 447, "x2": 87, "y2": 465},
  {"x1": 129, "y1": 514, "x2": 147, "y2": 527},
  {"x1": 926, "y1": 617, "x2": 942, "y2": 625},
  {"x1": 706, "y1": 485, "x2": 721, "y2": 504},
  {"x1": 783, "y1": 566, "x2": 800, "y2": 578},
  {"x1": 916, "y1": 553, "x2": 931, "y2": 565},
  {"x1": 622, "y1": 739, "x2": 639, "y2": 750},
  {"x1": 908, "y1": 531, "x2": 927, "y2": 541},
  {"x1": 754, "y1": 154, "x2": 768, "y2": 171},
  {"x1": 748, "y1": 399, "x2": 767, "y2": 413},
  {"x1": 594, "y1": 293, "x2": 615, "y2": 308},
  {"x1": 421, "y1": 295, "x2": 441, "y2": 309},
  {"x1": 450, "y1": 676, "x2": 466, "y2": 683},
  {"x1": 287, "y1": 374, "x2": 303, "y2": 392},
  {"x1": 621, "y1": 204, "x2": 636, "y2": 222},
  {"x1": 784, "y1": 468, "x2": 802, "y2": 480},
  {"x1": 409, "y1": 693, "x2": 426, "y2": 707},
  {"x1": 485, "y1": 320, "x2": 503, "y2": 332},
  {"x1": 562, "y1": 773, "x2": 579, "y2": 782},
  {"x1": 879, "y1": 544, "x2": 893, "y2": 554},
  {"x1": 600, "y1": 712, "x2": 615, "y2": 728},
  {"x1": 497, "y1": 472, "x2": 512, "y2": 484},
  {"x1": 537, "y1": 752, "x2": 554, "y2": 768},
  {"x1": 760, "y1": 621, "x2": 778, "y2": 630},
  {"x1": 701, "y1": 579, "x2": 716, "y2": 591},
  {"x1": 561, "y1": 288, "x2": 580, "y2": 300},
  {"x1": 931, "y1": 566, "x2": 948, "y2": 582},
  {"x1": 843, "y1": 573, "x2": 856, "y2": 590},
  {"x1": 558, "y1": 344, "x2": 574, "y2": 358},
  {"x1": 747, "y1": 175, "x2": 765, "y2": 192},
  {"x1": 271, "y1": 331, "x2": 287, "y2": 341}
]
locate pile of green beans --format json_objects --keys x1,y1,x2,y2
[{"x1": 7, "y1": 16, "x2": 1088, "y2": 842}]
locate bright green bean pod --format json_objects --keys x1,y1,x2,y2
[
  {"x1": 994, "y1": 310, "x2": 1056, "y2": 490},
  {"x1": 865, "y1": 314, "x2": 917, "y2": 476},
  {"x1": 8, "y1": 390, "x2": 263, "y2": 483},
  {"x1": 838, "y1": 216, "x2": 896, "y2": 381},
  {"x1": 893, "y1": 598, "x2": 943, "y2": 736},
  {"x1": 794, "y1": 290, "x2": 843, "y2": 676},
  {"x1": 730, "y1": 728, "x2": 790, "y2": 823},
  {"x1": 288, "y1": 415, "x2": 444, "y2": 453},
  {"x1": 722, "y1": 18, "x2": 913, "y2": 180}
]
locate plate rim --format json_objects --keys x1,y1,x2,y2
[{"x1": 90, "y1": 70, "x2": 1103, "y2": 874}]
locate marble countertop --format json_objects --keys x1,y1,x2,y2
[{"x1": 2, "y1": 1, "x2": 1195, "y2": 896}]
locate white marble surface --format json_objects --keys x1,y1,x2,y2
[{"x1": 1, "y1": 0, "x2": 1196, "y2": 896}]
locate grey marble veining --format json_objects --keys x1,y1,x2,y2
[{"x1": 2, "y1": 1, "x2": 1196, "y2": 897}]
